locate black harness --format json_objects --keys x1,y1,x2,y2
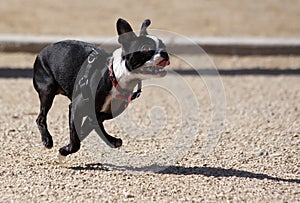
[{"x1": 78, "y1": 50, "x2": 142, "y2": 109}]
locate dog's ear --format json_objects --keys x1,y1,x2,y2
[
  {"x1": 117, "y1": 18, "x2": 137, "y2": 51},
  {"x1": 140, "y1": 19, "x2": 151, "y2": 36}
]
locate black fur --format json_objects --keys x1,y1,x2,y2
[{"x1": 33, "y1": 18, "x2": 169, "y2": 156}]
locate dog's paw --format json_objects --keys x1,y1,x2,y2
[
  {"x1": 113, "y1": 138, "x2": 122, "y2": 148},
  {"x1": 42, "y1": 136, "x2": 53, "y2": 149},
  {"x1": 59, "y1": 146, "x2": 69, "y2": 156}
]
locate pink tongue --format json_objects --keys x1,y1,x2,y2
[{"x1": 159, "y1": 60, "x2": 170, "y2": 67}]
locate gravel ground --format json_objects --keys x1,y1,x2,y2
[
  {"x1": 1, "y1": 1, "x2": 299, "y2": 202},
  {"x1": 0, "y1": 53, "x2": 299, "y2": 202}
]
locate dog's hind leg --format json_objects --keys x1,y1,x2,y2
[
  {"x1": 36, "y1": 90, "x2": 56, "y2": 149},
  {"x1": 33, "y1": 57, "x2": 57, "y2": 149}
]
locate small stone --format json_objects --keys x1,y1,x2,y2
[
  {"x1": 258, "y1": 151, "x2": 269, "y2": 156},
  {"x1": 12, "y1": 114, "x2": 19, "y2": 119},
  {"x1": 126, "y1": 194, "x2": 135, "y2": 198}
]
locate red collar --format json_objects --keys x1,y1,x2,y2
[{"x1": 107, "y1": 57, "x2": 142, "y2": 107}]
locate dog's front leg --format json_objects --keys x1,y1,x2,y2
[
  {"x1": 59, "y1": 103, "x2": 81, "y2": 156},
  {"x1": 95, "y1": 113, "x2": 122, "y2": 148}
]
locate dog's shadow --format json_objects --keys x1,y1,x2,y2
[{"x1": 69, "y1": 163, "x2": 299, "y2": 184}]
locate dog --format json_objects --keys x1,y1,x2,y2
[{"x1": 33, "y1": 18, "x2": 170, "y2": 157}]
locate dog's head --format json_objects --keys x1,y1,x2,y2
[{"x1": 116, "y1": 18, "x2": 170, "y2": 78}]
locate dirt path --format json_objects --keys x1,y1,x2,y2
[
  {"x1": 0, "y1": 1, "x2": 299, "y2": 202},
  {"x1": 0, "y1": 53, "x2": 299, "y2": 202}
]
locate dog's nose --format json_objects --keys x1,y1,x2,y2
[{"x1": 159, "y1": 49, "x2": 169, "y2": 61}]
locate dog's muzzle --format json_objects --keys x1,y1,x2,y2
[{"x1": 139, "y1": 50, "x2": 170, "y2": 77}]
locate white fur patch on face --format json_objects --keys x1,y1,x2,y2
[
  {"x1": 146, "y1": 35, "x2": 160, "y2": 49},
  {"x1": 143, "y1": 35, "x2": 168, "y2": 67}
]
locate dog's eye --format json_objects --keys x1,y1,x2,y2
[{"x1": 140, "y1": 44, "x2": 153, "y2": 52}]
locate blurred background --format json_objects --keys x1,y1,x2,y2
[{"x1": 0, "y1": 0, "x2": 299, "y2": 37}]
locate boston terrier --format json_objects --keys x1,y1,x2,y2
[{"x1": 33, "y1": 18, "x2": 170, "y2": 157}]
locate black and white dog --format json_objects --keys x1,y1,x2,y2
[{"x1": 33, "y1": 18, "x2": 170, "y2": 157}]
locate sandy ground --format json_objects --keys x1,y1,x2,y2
[
  {"x1": 0, "y1": 1, "x2": 300, "y2": 202},
  {"x1": 0, "y1": 53, "x2": 299, "y2": 202}
]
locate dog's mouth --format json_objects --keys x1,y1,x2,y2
[
  {"x1": 157, "y1": 58, "x2": 170, "y2": 67},
  {"x1": 137, "y1": 59, "x2": 170, "y2": 77}
]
